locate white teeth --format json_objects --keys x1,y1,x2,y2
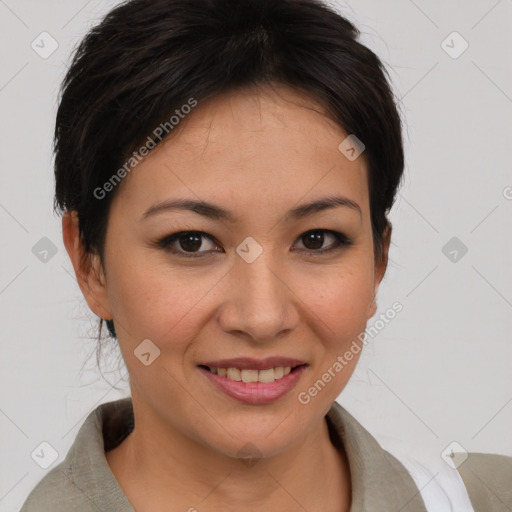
[
  {"x1": 274, "y1": 367, "x2": 284, "y2": 379},
  {"x1": 208, "y1": 366, "x2": 298, "y2": 383},
  {"x1": 241, "y1": 369, "x2": 259, "y2": 383},
  {"x1": 258, "y1": 368, "x2": 275, "y2": 383},
  {"x1": 227, "y1": 368, "x2": 242, "y2": 381}
]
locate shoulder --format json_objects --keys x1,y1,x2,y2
[
  {"x1": 20, "y1": 397, "x2": 135, "y2": 512},
  {"x1": 381, "y1": 436, "x2": 512, "y2": 512},
  {"x1": 19, "y1": 462, "x2": 88, "y2": 512},
  {"x1": 456, "y1": 452, "x2": 512, "y2": 512},
  {"x1": 326, "y1": 401, "x2": 512, "y2": 512}
]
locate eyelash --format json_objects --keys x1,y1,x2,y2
[{"x1": 156, "y1": 229, "x2": 353, "y2": 259}]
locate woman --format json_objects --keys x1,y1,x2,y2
[{"x1": 20, "y1": 0, "x2": 511, "y2": 510}]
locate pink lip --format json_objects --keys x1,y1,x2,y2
[
  {"x1": 199, "y1": 357, "x2": 306, "y2": 370},
  {"x1": 198, "y1": 364, "x2": 307, "y2": 404}
]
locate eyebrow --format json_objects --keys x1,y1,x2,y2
[{"x1": 141, "y1": 195, "x2": 362, "y2": 223}]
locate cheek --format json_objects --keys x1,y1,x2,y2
[
  {"x1": 106, "y1": 241, "x2": 375, "y2": 355},
  {"x1": 296, "y1": 261, "x2": 375, "y2": 339},
  {"x1": 105, "y1": 255, "x2": 221, "y2": 347}
]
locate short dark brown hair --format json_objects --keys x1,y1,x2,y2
[{"x1": 54, "y1": 0, "x2": 404, "y2": 341}]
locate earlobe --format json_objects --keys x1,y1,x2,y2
[
  {"x1": 375, "y1": 223, "x2": 392, "y2": 286},
  {"x1": 367, "y1": 224, "x2": 392, "y2": 320},
  {"x1": 367, "y1": 297, "x2": 377, "y2": 319},
  {"x1": 62, "y1": 211, "x2": 113, "y2": 321}
]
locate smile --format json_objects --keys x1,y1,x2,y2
[
  {"x1": 201, "y1": 366, "x2": 295, "y2": 383},
  {"x1": 197, "y1": 359, "x2": 308, "y2": 404}
]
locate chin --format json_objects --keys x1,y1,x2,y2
[{"x1": 202, "y1": 415, "x2": 308, "y2": 461}]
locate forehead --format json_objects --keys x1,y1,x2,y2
[{"x1": 111, "y1": 85, "x2": 369, "y2": 223}]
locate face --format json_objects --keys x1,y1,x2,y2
[{"x1": 66, "y1": 84, "x2": 389, "y2": 459}]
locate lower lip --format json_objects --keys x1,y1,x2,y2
[{"x1": 198, "y1": 366, "x2": 307, "y2": 404}]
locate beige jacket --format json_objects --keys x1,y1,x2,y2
[{"x1": 20, "y1": 397, "x2": 512, "y2": 511}]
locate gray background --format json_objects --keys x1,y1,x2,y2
[{"x1": 1, "y1": 0, "x2": 511, "y2": 509}]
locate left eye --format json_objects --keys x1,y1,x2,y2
[
  {"x1": 294, "y1": 230, "x2": 351, "y2": 253},
  {"x1": 157, "y1": 229, "x2": 352, "y2": 258}
]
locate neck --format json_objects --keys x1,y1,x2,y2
[{"x1": 106, "y1": 399, "x2": 351, "y2": 512}]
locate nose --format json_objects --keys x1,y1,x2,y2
[{"x1": 217, "y1": 252, "x2": 300, "y2": 343}]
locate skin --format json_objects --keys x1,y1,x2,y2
[{"x1": 63, "y1": 83, "x2": 391, "y2": 512}]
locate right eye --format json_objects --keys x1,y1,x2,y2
[{"x1": 156, "y1": 231, "x2": 222, "y2": 258}]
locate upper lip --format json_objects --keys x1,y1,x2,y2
[{"x1": 198, "y1": 357, "x2": 307, "y2": 370}]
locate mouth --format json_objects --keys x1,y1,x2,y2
[
  {"x1": 198, "y1": 364, "x2": 306, "y2": 383},
  {"x1": 197, "y1": 358, "x2": 308, "y2": 404}
]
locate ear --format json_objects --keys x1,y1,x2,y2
[
  {"x1": 367, "y1": 223, "x2": 392, "y2": 319},
  {"x1": 62, "y1": 211, "x2": 113, "y2": 321}
]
